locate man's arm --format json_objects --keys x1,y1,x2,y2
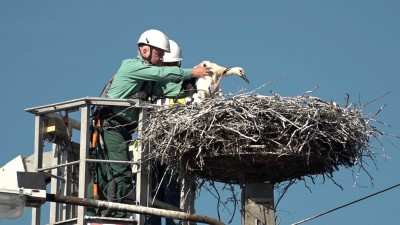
[
  {"x1": 120, "y1": 57, "x2": 212, "y2": 83},
  {"x1": 121, "y1": 58, "x2": 192, "y2": 82}
]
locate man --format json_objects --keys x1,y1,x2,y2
[
  {"x1": 152, "y1": 39, "x2": 197, "y2": 104},
  {"x1": 146, "y1": 39, "x2": 189, "y2": 225},
  {"x1": 87, "y1": 29, "x2": 211, "y2": 218}
]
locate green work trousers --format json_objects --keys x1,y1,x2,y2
[{"x1": 86, "y1": 119, "x2": 133, "y2": 218}]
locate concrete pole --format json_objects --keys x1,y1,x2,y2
[
  {"x1": 242, "y1": 183, "x2": 275, "y2": 225},
  {"x1": 180, "y1": 177, "x2": 196, "y2": 225}
]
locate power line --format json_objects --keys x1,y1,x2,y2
[{"x1": 291, "y1": 182, "x2": 400, "y2": 225}]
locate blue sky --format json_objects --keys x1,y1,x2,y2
[{"x1": 1, "y1": 1, "x2": 399, "y2": 225}]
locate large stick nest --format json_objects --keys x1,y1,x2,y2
[{"x1": 141, "y1": 94, "x2": 379, "y2": 184}]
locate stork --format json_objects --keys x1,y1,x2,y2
[{"x1": 195, "y1": 60, "x2": 250, "y2": 100}]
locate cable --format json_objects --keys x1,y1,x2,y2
[{"x1": 291, "y1": 182, "x2": 400, "y2": 225}]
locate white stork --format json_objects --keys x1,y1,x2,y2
[{"x1": 195, "y1": 60, "x2": 250, "y2": 100}]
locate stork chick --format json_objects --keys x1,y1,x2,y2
[{"x1": 195, "y1": 60, "x2": 250, "y2": 100}]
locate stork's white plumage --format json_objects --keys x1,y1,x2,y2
[{"x1": 195, "y1": 60, "x2": 250, "y2": 100}]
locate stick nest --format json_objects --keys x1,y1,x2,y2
[{"x1": 141, "y1": 94, "x2": 378, "y2": 184}]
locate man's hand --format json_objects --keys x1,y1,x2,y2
[{"x1": 192, "y1": 66, "x2": 213, "y2": 79}]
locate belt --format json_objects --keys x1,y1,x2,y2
[
  {"x1": 107, "y1": 119, "x2": 137, "y2": 133},
  {"x1": 102, "y1": 113, "x2": 137, "y2": 132}
]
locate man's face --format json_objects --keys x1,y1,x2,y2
[
  {"x1": 150, "y1": 47, "x2": 165, "y2": 66},
  {"x1": 139, "y1": 45, "x2": 165, "y2": 66},
  {"x1": 140, "y1": 45, "x2": 165, "y2": 66}
]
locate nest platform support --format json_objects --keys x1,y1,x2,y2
[{"x1": 242, "y1": 183, "x2": 275, "y2": 225}]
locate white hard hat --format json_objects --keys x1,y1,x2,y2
[
  {"x1": 137, "y1": 29, "x2": 170, "y2": 52},
  {"x1": 163, "y1": 40, "x2": 183, "y2": 62}
]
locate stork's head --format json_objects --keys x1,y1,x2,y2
[
  {"x1": 201, "y1": 60, "x2": 213, "y2": 68},
  {"x1": 200, "y1": 60, "x2": 250, "y2": 83},
  {"x1": 224, "y1": 67, "x2": 250, "y2": 83}
]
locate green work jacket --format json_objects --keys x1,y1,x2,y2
[{"x1": 107, "y1": 55, "x2": 192, "y2": 123}]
